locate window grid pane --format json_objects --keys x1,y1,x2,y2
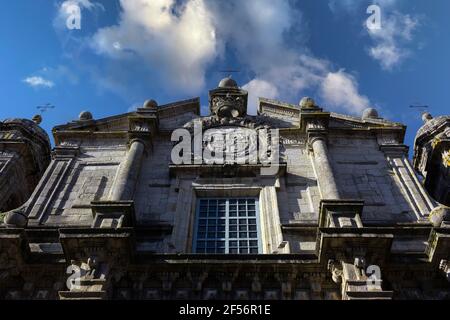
[{"x1": 194, "y1": 198, "x2": 260, "y2": 254}]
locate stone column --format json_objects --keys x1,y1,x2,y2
[
  {"x1": 109, "y1": 139, "x2": 146, "y2": 201},
  {"x1": 310, "y1": 135, "x2": 340, "y2": 200}
]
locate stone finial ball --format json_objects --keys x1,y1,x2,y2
[
  {"x1": 422, "y1": 112, "x2": 433, "y2": 123},
  {"x1": 299, "y1": 97, "x2": 316, "y2": 109},
  {"x1": 32, "y1": 114, "x2": 42, "y2": 125},
  {"x1": 218, "y1": 77, "x2": 238, "y2": 88},
  {"x1": 362, "y1": 108, "x2": 379, "y2": 119},
  {"x1": 143, "y1": 99, "x2": 158, "y2": 109},
  {"x1": 79, "y1": 111, "x2": 93, "y2": 121}
]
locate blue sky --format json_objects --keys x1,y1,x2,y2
[{"x1": 0, "y1": 0, "x2": 449, "y2": 153}]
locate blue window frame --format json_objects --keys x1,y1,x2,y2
[{"x1": 193, "y1": 198, "x2": 262, "y2": 254}]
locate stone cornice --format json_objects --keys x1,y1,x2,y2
[{"x1": 258, "y1": 97, "x2": 300, "y2": 116}]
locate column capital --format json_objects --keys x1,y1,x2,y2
[
  {"x1": 127, "y1": 137, "x2": 146, "y2": 148},
  {"x1": 127, "y1": 136, "x2": 152, "y2": 155},
  {"x1": 307, "y1": 130, "x2": 328, "y2": 149},
  {"x1": 299, "y1": 109, "x2": 331, "y2": 132}
]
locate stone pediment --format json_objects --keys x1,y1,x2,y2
[
  {"x1": 257, "y1": 97, "x2": 404, "y2": 131},
  {"x1": 257, "y1": 98, "x2": 300, "y2": 128},
  {"x1": 157, "y1": 98, "x2": 200, "y2": 120},
  {"x1": 53, "y1": 113, "x2": 135, "y2": 133},
  {"x1": 329, "y1": 113, "x2": 404, "y2": 130},
  {"x1": 52, "y1": 98, "x2": 200, "y2": 135}
]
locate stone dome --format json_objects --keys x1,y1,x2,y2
[
  {"x1": 362, "y1": 108, "x2": 379, "y2": 119},
  {"x1": 416, "y1": 114, "x2": 450, "y2": 141},
  {"x1": 79, "y1": 111, "x2": 93, "y2": 121},
  {"x1": 218, "y1": 77, "x2": 238, "y2": 88},
  {"x1": 2, "y1": 118, "x2": 50, "y2": 145}
]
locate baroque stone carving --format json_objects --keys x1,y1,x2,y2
[{"x1": 209, "y1": 77, "x2": 248, "y2": 119}]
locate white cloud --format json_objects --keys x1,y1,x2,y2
[
  {"x1": 320, "y1": 70, "x2": 370, "y2": 113},
  {"x1": 80, "y1": 0, "x2": 372, "y2": 115},
  {"x1": 91, "y1": 0, "x2": 218, "y2": 94},
  {"x1": 367, "y1": 12, "x2": 419, "y2": 70},
  {"x1": 207, "y1": 0, "x2": 370, "y2": 115},
  {"x1": 23, "y1": 76, "x2": 55, "y2": 88},
  {"x1": 243, "y1": 79, "x2": 279, "y2": 114}
]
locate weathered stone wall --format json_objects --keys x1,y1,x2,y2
[
  {"x1": 25, "y1": 140, "x2": 128, "y2": 227},
  {"x1": 329, "y1": 135, "x2": 417, "y2": 223}
]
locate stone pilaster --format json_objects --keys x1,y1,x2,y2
[{"x1": 299, "y1": 100, "x2": 340, "y2": 200}]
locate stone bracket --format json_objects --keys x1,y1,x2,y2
[
  {"x1": 51, "y1": 145, "x2": 80, "y2": 160},
  {"x1": 91, "y1": 200, "x2": 135, "y2": 229},
  {"x1": 319, "y1": 199, "x2": 365, "y2": 228},
  {"x1": 59, "y1": 227, "x2": 135, "y2": 263},
  {"x1": 318, "y1": 228, "x2": 393, "y2": 264},
  {"x1": 379, "y1": 144, "x2": 409, "y2": 156}
]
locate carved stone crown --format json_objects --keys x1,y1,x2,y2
[{"x1": 209, "y1": 77, "x2": 248, "y2": 119}]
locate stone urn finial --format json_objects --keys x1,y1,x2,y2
[{"x1": 299, "y1": 97, "x2": 317, "y2": 109}]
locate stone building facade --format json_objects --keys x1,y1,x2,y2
[{"x1": 0, "y1": 78, "x2": 449, "y2": 300}]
